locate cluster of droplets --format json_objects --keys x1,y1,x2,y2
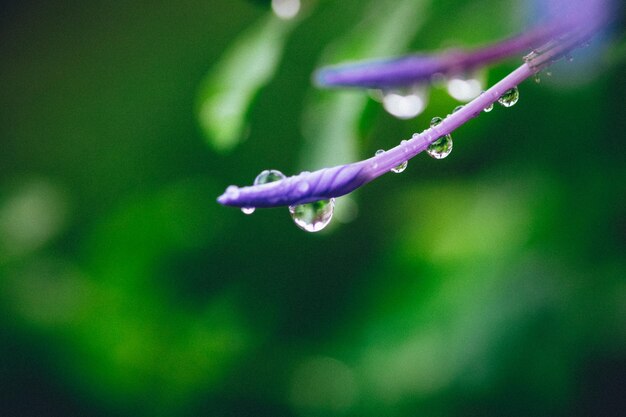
[
  {"x1": 241, "y1": 169, "x2": 336, "y2": 233},
  {"x1": 241, "y1": 169, "x2": 287, "y2": 215},
  {"x1": 426, "y1": 116, "x2": 453, "y2": 159},
  {"x1": 373, "y1": 149, "x2": 409, "y2": 174}
]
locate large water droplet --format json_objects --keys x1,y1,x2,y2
[
  {"x1": 391, "y1": 160, "x2": 408, "y2": 173},
  {"x1": 289, "y1": 199, "x2": 335, "y2": 232},
  {"x1": 497, "y1": 87, "x2": 519, "y2": 107},
  {"x1": 241, "y1": 207, "x2": 255, "y2": 215},
  {"x1": 427, "y1": 116, "x2": 452, "y2": 159},
  {"x1": 271, "y1": 0, "x2": 301, "y2": 20},
  {"x1": 427, "y1": 135, "x2": 453, "y2": 159},
  {"x1": 430, "y1": 116, "x2": 443, "y2": 127},
  {"x1": 382, "y1": 86, "x2": 428, "y2": 119},
  {"x1": 446, "y1": 73, "x2": 484, "y2": 102},
  {"x1": 254, "y1": 169, "x2": 286, "y2": 185}
]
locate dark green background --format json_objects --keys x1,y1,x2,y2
[{"x1": 1, "y1": 1, "x2": 624, "y2": 416}]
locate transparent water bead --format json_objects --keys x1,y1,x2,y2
[
  {"x1": 382, "y1": 86, "x2": 428, "y2": 119},
  {"x1": 446, "y1": 73, "x2": 484, "y2": 102},
  {"x1": 453, "y1": 105, "x2": 464, "y2": 113},
  {"x1": 480, "y1": 91, "x2": 493, "y2": 112},
  {"x1": 391, "y1": 160, "x2": 408, "y2": 173},
  {"x1": 427, "y1": 116, "x2": 453, "y2": 159},
  {"x1": 497, "y1": 87, "x2": 519, "y2": 108},
  {"x1": 289, "y1": 199, "x2": 335, "y2": 232},
  {"x1": 241, "y1": 169, "x2": 287, "y2": 215},
  {"x1": 375, "y1": 149, "x2": 385, "y2": 156},
  {"x1": 254, "y1": 169, "x2": 286, "y2": 185}
]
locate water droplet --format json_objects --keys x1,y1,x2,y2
[
  {"x1": 483, "y1": 103, "x2": 494, "y2": 112},
  {"x1": 225, "y1": 186, "x2": 239, "y2": 199},
  {"x1": 497, "y1": 87, "x2": 519, "y2": 108},
  {"x1": 566, "y1": 55, "x2": 574, "y2": 62},
  {"x1": 241, "y1": 207, "x2": 255, "y2": 215},
  {"x1": 426, "y1": 135, "x2": 453, "y2": 159},
  {"x1": 382, "y1": 86, "x2": 428, "y2": 119},
  {"x1": 412, "y1": 133, "x2": 419, "y2": 139},
  {"x1": 289, "y1": 199, "x2": 335, "y2": 232},
  {"x1": 401, "y1": 139, "x2": 410, "y2": 153},
  {"x1": 453, "y1": 105, "x2": 464, "y2": 113},
  {"x1": 534, "y1": 73, "x2": 541, "y2": 84},
  {"x1": 446, "y1": 72, "x2": 484, "y2": 102},
  {"x1": 254, "y1": 169, "x2": 286, "y2": 185},
  {"x1": 375, "y1": 149, "x2": 385, "y2": 156},
  {"x1": 271, "y1": 0, "x2": 301, "y2": 20},
  {"x1": 391, "y1": 160, "x2": 408, "y2": 173},
  {"x1": 430, "y1": 116, "x2": 443, "y2": 127},
  {"x1": 546, "y1": 71, "x2": 552, "y2": 77},
  {"x1": 296, "y1": 181, "x2": 310, "y2": 195}
]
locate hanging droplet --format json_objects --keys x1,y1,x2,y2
[
  {"x1": 254, "y1": 169, "x2": 286, "y2": 185},
  {"x1": 453, "y1": 105, "x2": 464, "y2": 113},
  {"x1": 426, "y1": 135, "x2": 453, "y2": 159},
  {"x1": 241, "y1": 207, "x2": 256, "y2": 215},
  {"x1": 446, "y1": 72, "x2": 484, "y2": 102},
  {"x1": 289, "y1": 199, "x2": 335, "y2": 232},
  {"x1": 375, "y1": 149, "x2": 385, "y2": 156},
  {"x1": 382, "y1": 85, "x2": 428, "y2": 119},
  {"x1": 483, "y1": 103, "x2": 494, "y2": 112},
  {"x1": 430, "y1": 116, "x2": 443, "y2": 127},
  {"x1": 271, "y1": 0, "x2": 301, "y2": 20},
  {"x1": 391, "y1": 160, "x2": 408, "y2": 173},
  {"x1": 497, "y1": 87, "x2": 519, "y2": 108}
]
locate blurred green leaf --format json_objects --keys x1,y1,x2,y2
[
  {"x1": 301, "y1": 0, "x2": 431, "y2": 170},
  {"x1": 196, "y1": 14, "x2": 297, "y2": 152}
]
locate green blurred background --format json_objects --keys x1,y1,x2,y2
[{"x1": 1, "y1": 0, "x2": 625, "y2": 416}]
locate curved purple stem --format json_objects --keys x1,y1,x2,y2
[{"x1": 314, "y1": 25, "x2": 562, "y2": 89}]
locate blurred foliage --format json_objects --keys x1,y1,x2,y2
[{"x1": 0, "y1": 1, "x2": 625, "y2": 416}]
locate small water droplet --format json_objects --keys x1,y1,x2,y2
[
  {"x1": 483, "y1": 103, "x2": 494, "y2": 112},
  {"x1": 241, "y1": 207, "x2": 255, "y2": 215},
  {"x1": 296, "y1": 181, "x2": 310, "y2": 194},
  {"x1": 225, "y1": 186, "x2": 239, "y2": 199},
  {"x1": 446, "y1": 72, "x2": 484, "y2": 102},
  {"x1": 566, "y1": 55, "x2": 574, "y2": 62},
  {"x1": 254, "y1": 169, "x2": 286, "y2": 185},
  {"x1": 289, "y1": 199, "x2": 335, "y2": 232},
  {"x1": 375, "y1": 149, "x2": 385, "y2": 156},
  {"x1": 497, "y1": 86, "x2": 519, "y2": 108},
  {"x1": 382, "y1": 86, "x2": 428, "y2": 119},
  {"x1": 412, "y1": 133, "x2": 419, "y2": 139},
  {"x1": 401, "y1": 139, "x2": 410, "y2": 153},
  {"x1": 430, "y1": 116, "x2": 443, "y2": 127},
  {"x1": 426, "y1": 135, "x2": 453, "y2": 159},
  {"x1": 453, "y1": 105, "x2": 464, "y2": 113},
  {"x1": 546, "y1": 71, "x2": 552, "y2": 77},
  {"x1": 391, "y1": 160, "x2": 408, "y2": 173},
  {"x1": 534, "y1": 73, "x2": 541, "y2": 84}
]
